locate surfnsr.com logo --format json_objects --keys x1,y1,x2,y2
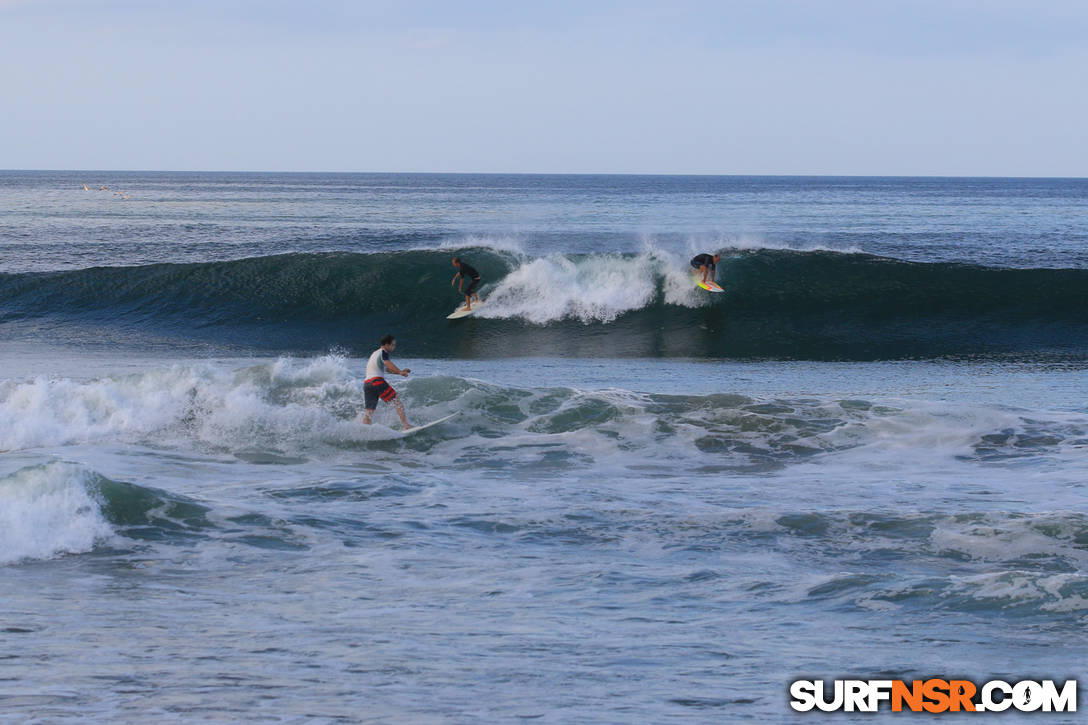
[{"x1": 790, "y1": 679, "x2": 1077, "y2": 713}]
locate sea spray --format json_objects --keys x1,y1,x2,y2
[
  {"x1": 477, "y1": 252, "x2": 691, "y2": 324},
  {"x1": 0, "y1": 463, "x2": 114, "y2": 564}
]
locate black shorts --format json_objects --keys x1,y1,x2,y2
[
  {"x1": 464, "y1": 277, "x2": 480, "y2": 296},
  {"x1": 364, "y1": 377, "x2": 397, "y2": 409}
]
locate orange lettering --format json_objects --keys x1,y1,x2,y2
[
  {"x1": 922, "y1": 679, "x2": 951, "y2": 713},
  {"x1": 892, "y1": 680, "x2": 924, "y2": 712},
  {"x1": 948, "y1": 680, "x2": 977, "y2": 712}
]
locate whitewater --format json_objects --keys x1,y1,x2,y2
[{"x1": 1, "y1": 172, "x2": 1086, "y2": 722}]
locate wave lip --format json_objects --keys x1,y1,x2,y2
[{"x1": 0, "y1": 462, "x2": 115, "y2": 565}]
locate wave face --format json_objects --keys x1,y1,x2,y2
[{"x1": 2, "y1": 248, "x2": 1088, "y2": 359}]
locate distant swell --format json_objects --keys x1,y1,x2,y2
[{"x1": 2, "y1": 249, "x2": 1088, "y2": 359}]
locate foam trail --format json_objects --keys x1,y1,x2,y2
[{"x1": 0, "y1": 463, "x2": 114, "y2": 564}]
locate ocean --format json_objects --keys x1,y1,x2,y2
[{"x1": 1, "y1": 172, "x2": 1085, "y2": 721}]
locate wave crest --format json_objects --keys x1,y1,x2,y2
[{"x1": 0, "y1": 463, "x2": 114, "y2": 564}]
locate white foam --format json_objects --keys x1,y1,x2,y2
[
  {"x1": 431, "y1": 239, "x2": 869, "y2": 325},
  {"x1": 930, "y1": 513, "x2": 1088, "y2": 569},
  {"x1": 476, "y1": 250, "x2": 702, "y2": 324},
  {"x1": 948, "y1": 571, "x2": 1088, "y2": 613},
  {"x1": 0, "y1": 356, "x2": 422, "y2": 454},
  {"x1": 0, "y1": 462, "x2": 114, "y2": 564},
  {"x1": 640, "y1": 230, "x2": 866, "y2": 256},
  {"x1": 717, "y1": 237, "x2": 865, "y2": 255},
  {"x1": 3, "y1": 356, "x2": 1086, "y2": 483},
  {"x1": 268, "y1": 353, "x2": 352, "y2": 386},
  {"x1": 0, "y1": 366, "x2": 213, "y2": 451},
  {"x1": 434, "y1": 234, "x2": 526, "y2": 257}
]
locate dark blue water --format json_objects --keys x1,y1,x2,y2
[
  {"x1": 1, "y1": 172, "x2": 1085, "y2": 722},
  {"x1": 3, "y1": 172, "x2": 1088, "y2": 360},
  {"x1": 3, "y1": 172, "x2": 1088, "y2": 271}
]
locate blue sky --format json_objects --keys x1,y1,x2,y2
[{"x1": 2, "y1": 0, "x2": 1086, "y2": 175}]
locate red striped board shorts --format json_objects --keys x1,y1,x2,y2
[{"x1": 364, "y1": 377, "x2": 397, "y2": 409}]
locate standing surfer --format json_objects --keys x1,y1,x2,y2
[
  {"x1": 361, "y1": 334, "x2": 412, "y2": 430},
  {"x1": 690, "y1": 253, "x2": 721, "y2": 285},
  {"x1": 451, "y1": 257, "x2": 482, "y2": 312}
]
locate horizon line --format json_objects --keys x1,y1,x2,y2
[{"x1": 3, "y1": 168, "x2": 1087, "y2": 180}]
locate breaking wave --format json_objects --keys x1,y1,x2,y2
[{"x1": 2, "y1": 247, "x2": 1088, "y2": 359}]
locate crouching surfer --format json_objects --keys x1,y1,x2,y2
[
  {"x1": 690, "y1": 253, "x2": 721, "y2": 285},
  {"x1": 362, "y1": 334, "x2": 412, "y2": 429}
]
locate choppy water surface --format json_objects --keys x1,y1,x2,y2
[{"x1": 2, "y1": 173, "x2": 1086, "y2": 721}]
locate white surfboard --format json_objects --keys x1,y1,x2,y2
[
  {"x1": 397, "y1": 411, "x2": 459, "y2": 437},
  {"x1": 446, "y1": 298, "x2": 486, "y2": 319}
]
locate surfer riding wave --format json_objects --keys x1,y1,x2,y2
[
  {"x1": 361, "y1": 334, "x2": 412, "y2": 430},
  {"x1": 452, "y1": 257, "x2": 482, "y2": 312}
]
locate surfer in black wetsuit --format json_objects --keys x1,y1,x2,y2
[
  {"x1": 451, "y1": 257, "x2": 482, "y2": 311},
  {"x1": 690, "y1": 253, "x2": 721, "y2": 284}
]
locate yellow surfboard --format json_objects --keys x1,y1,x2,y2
[{"x1": 694, "y1": 277, "x2": 724, "y2": 293}]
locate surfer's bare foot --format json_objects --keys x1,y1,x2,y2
[{"x1": 403, "y1": 424, "x2": 414, "y2": 431}]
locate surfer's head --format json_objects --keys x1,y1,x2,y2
[
  {"x1": 380, "y1": 334, "x2": 396, "y2": 351},
  {"x1": 452, "y1": 257, "x2": 461, "y2": 267}
]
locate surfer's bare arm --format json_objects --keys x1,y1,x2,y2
[
  {"x1": 386, "y1": 361, "x2": 411, "y2": 377},
  {"x1": 451, "y1": 272, "x2": 461, "y2": 287}
]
